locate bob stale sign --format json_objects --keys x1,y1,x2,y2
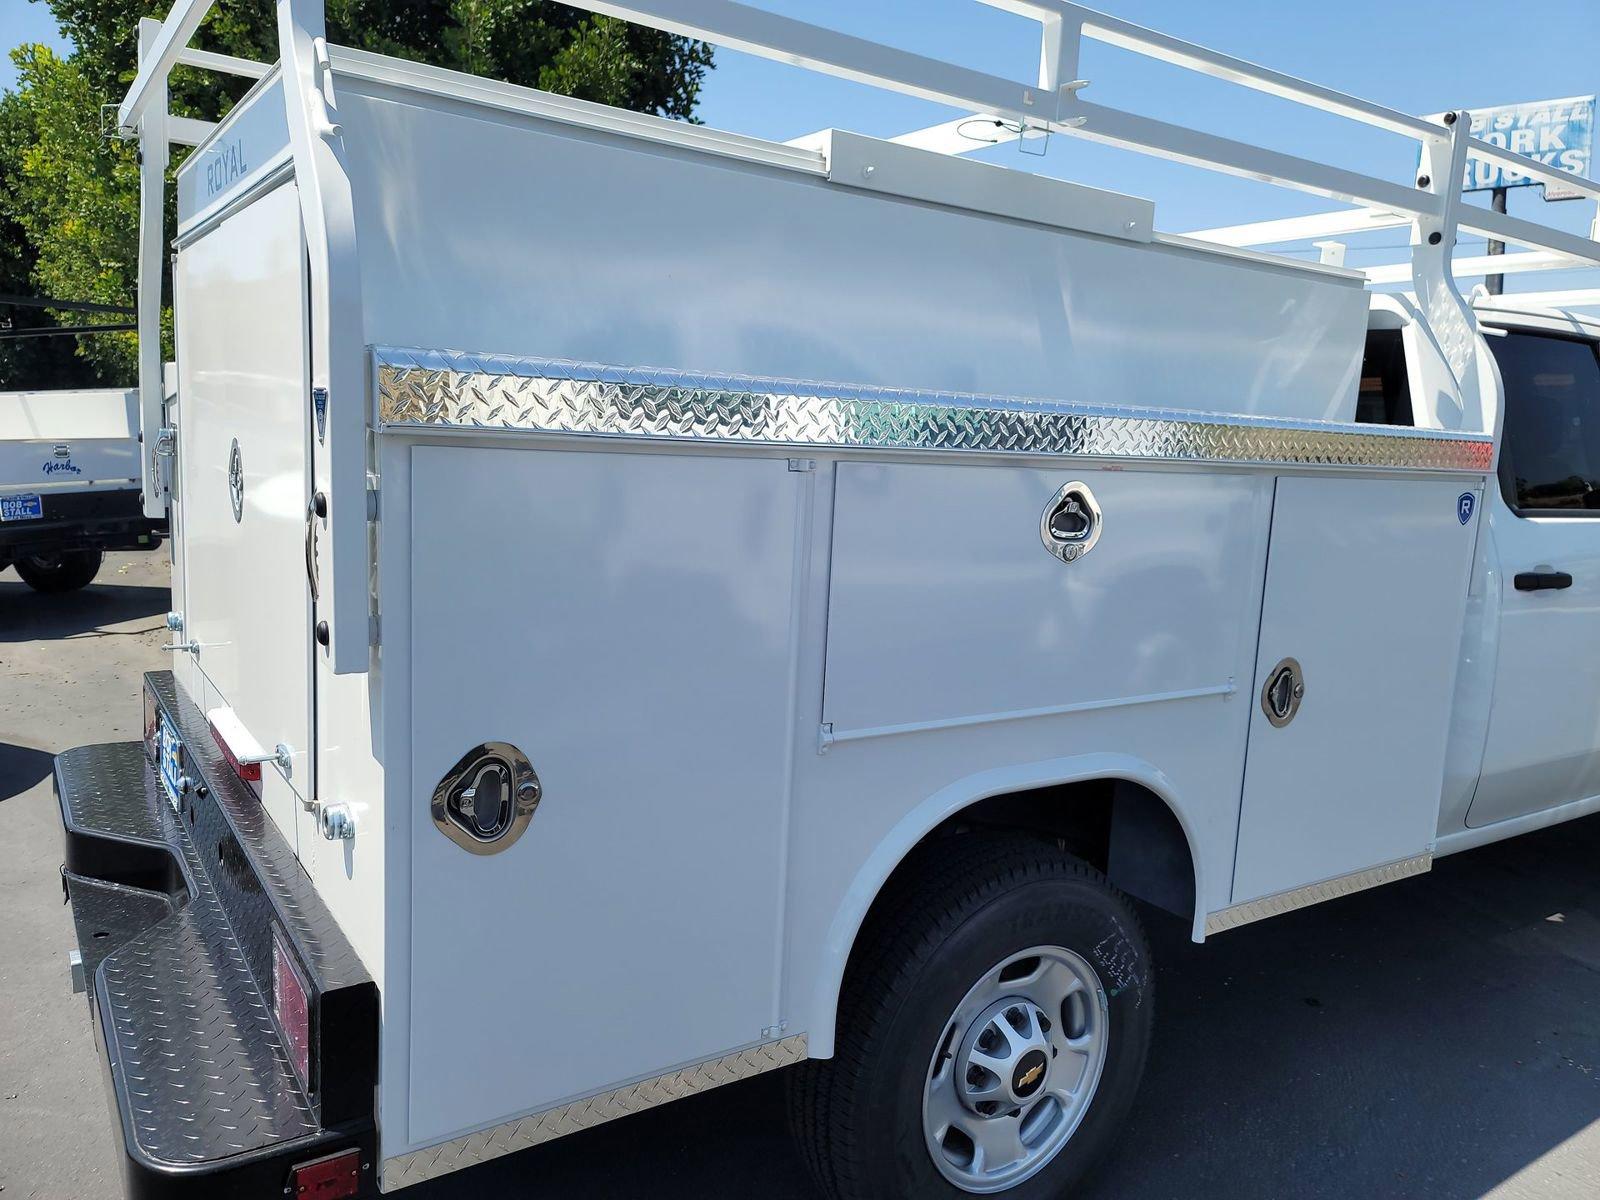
[{"x1": 1450, "y1": 97, "x2": 1595, "y2": 198}]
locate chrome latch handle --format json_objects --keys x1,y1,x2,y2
[
  {"x1": 1040, "y1": 481, "x2": 1103, "y2": 564},
  {"x1": 305, "y1": 491, "x2": 326, "y2": 602}
]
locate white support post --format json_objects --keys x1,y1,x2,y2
[
  {"x1": 135, "y1": 18, "x2": 171, "y2": 520},
  {"x1": 1410, "y1": 113, "x2": 1494, "y2": 440},
  {"x1": 278, "y1": 0, "x2": 369, "y2": 674}
]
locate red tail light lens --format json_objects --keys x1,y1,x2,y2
[
  {"x1": 289, "y1": 1148, "x2": 362, "y2": 1198},
  {"x1": 207, "y1": 707, "x2": 262, "y2": 782},
  {"x1": 272, "y1": 928, "x2": 313, "y2": 1088}
]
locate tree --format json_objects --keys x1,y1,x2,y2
[{"x1": 0, "y1": 1, "x2": 712, "y2": 388}]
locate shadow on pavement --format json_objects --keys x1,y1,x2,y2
[
  {"x1": 0, "y1": 742, "x2": 55, "y2": 804},
  {"x1": 411, "y1": 814, "x2": 1600, "y2": 1200},
  {"x1": 0, "y1": 568, "x2": 169, "y2": 644}
]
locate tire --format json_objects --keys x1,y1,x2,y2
[
  {"x1": 789, "y1": 831, "x2": 1153, "y2": 1200},
  {"x1": 14, "y1": 549, "x2": 103, "y2": 593}
]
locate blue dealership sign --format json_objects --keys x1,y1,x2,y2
[{"x1": 1454, "y1": 96, "x2": 1595, "y2": 196}]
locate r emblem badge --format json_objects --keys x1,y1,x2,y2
[
  {"x1": 1457, "y1": 491, "x2": 1476, "y2": 526},
  {"x1": 228, "y1": 439, "x2": 244, "y2": 523}
]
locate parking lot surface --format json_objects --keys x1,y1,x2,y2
[{"x1": 3, "y1": 552, "x2": 1598, "y2": 1199}]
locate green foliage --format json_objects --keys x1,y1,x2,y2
[
  {"x1": 0, "y1": 0, "x2": 712, "y2": 388},
  {"x1": 1, "y1": 44, "x2": 142, "y2": 385}
]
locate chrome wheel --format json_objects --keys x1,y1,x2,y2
[{"x1": 923, "y1": 945, "x2": 1109, "y2": 1193}]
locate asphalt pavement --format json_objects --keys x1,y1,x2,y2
[{"x1": 2, "y1": 551, "x2": 1598, "y2": 1199}]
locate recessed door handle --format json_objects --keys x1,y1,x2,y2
[{"x1": 1514, "y1": 570, "x2": 1573, "y2": 591}]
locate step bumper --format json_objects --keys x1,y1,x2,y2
[{"x1": 54, "y1": 672, "x2": 378, "y2": 1199}]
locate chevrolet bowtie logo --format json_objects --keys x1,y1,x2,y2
[{"x1": 1016, "y1": 1063, "x2": 1044, "y2": 1090}]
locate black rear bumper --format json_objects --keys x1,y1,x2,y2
[
  {"x1": 55, "y1": 672, "x2": 377, "y2": 1199},
  {"x1": 0, "y1": 487, "x2": 165, "y2": 554}
]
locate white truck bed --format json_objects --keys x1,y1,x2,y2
[{"x1": 0, "y1": 389, "x2": 142, "y2": 494}]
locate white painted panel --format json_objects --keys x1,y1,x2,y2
[
  {"x1": 0, "y1": 390, "x2": 137, "y2": 441},
  {"x1": 1233, "y1": 476, "x2": 1479, "y2": 902},
  {"x1": 172, "y1": 182, "x2": 312, "y2": 845},
  {"x1": 339, "y1": 84, "x2": 1367, "y2": 424},
  {"x1": 823, "y1": 461, "x2": 1265, "y2": 734},
  {"x1": 405, "y1": 444, "x2": 797, "y2": 1146},
  {"x1": 0, "y1": 391, "x2": 140, "y2": 491}
]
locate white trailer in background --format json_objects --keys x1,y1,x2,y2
[{"x1": 48, "y1": 2, "x2": 1600, "y2": 1197}]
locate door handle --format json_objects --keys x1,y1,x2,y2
[
  {"x1": 305, "y1": 491, "x2": 326, "y2": 602},
  {"x1": 1514, "y1": 570, "x2": 1573, "y2": 592}
]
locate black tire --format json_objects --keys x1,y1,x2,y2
[
  {"x1": 14, "y1": 549, "x2": 103, "y2": 593},
  {"x1": 789, "y1": 831, "x2": 1153, "y2": 1200}
]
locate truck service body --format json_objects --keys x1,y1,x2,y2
[{"x1": 49, "y1": 1, "x2": 1600, "y2": 1196}]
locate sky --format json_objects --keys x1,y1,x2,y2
[{"x1": 3, "y1": 0, "x2": 1599, "y2": 291}]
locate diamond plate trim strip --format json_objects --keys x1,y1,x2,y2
[
  {"x1": 1204, "y1": 853, "x2": 1433, "y2": 935},
  {"x1": 381, "y1": 1034, "x2": 807, "y2": 1189},
  {"x1": 375, "y1": 347, "x2": 1494, "y2": 474}
]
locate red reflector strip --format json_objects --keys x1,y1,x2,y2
[
  {"x1": 208, "y1": 715, "x2": 261, "y2": 781},
  {"x1": 290, "y1": 1148, "x2": 362, "y2": 1198},
  {"x1": 273, "y1": 928, "x2": 312, "y2": 1088},
  {"x1": 142, "y1": 687, "x2": 159, "y2": 764}
]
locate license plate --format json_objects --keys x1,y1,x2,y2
[
  {"x1": 157, "y1": 715, "x2": 184, "y2": 811},
  {"x1": 0, "y1": 493, "x2": 43, "y2": 522}
]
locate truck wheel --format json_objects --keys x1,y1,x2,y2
[
  {"x1": 790, "y1": 832, "x2": 1152, "y2": 1200},
  {"x1": 14, "y1": 550, "x2": 103, "y2": 593}
]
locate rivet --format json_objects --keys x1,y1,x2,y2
[{"x1": 1416, "y1": 174, "x2": 1431, "y2": 188}]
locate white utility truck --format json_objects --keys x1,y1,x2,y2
[
  {"x1": 0, "y1": 388, "x2": 165, "y2": 590},
  {"x1": 51, "y1": 2, "x2": 1600, "y2": 1197}
]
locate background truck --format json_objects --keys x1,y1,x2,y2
[
  {"x1": 48, "y1": 2, "x2": 1600, "y2": 1198},
  {"x1": 0, "y1": 388, "x2": 165, "y2": 591}
]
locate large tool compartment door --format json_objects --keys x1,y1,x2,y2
[
  {"x1": 403, "y1": 443, "x2": 799, "y2": 1147},
  {"x1": 172, "y1": 182, "x2": 315, "y2": 851},
  {"x1": 1231, "y1": 475, "x2": 1480, "y2": 904}
]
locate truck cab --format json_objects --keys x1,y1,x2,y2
[{"x1": 1443, "y1": 301, "x2": 1600, "y2": 838}]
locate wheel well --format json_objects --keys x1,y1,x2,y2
[{"x1": 890, "y1": 778, "x2": 1196, "y2": 922}]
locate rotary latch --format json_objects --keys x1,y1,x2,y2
[
  {"x1": 431, "y1": 742, "x2": 542, "y2": 855},
  {"x1": 1260, "y1": 658, "x2": 1305, "y2": 728},
  {"x1": 1040, "y1": 481, "x2": 1103, "y2": 564}
]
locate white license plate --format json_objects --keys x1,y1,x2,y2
[
  {"x1": 0, "y1": 493, "x2": 43, "y2": 522},
  {"x1": 157, "y1": 716, "x2": 184, "y2": 811}
]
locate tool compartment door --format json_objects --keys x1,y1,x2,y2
[
  {"x1": 172, "y1": 182, "x2": 314, "y2": 850},
  {"x1": 404, "y1": 443, "x2": 799, "y2": 1146},
  {"x1": 1231, "y1": 475, "x2": 1479, "y2": 904}
]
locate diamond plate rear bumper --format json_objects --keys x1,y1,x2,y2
[{"x1": 54, "y1": 672, "x2": 378, "y2": 1199}]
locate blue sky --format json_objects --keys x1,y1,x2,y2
[{"x1": 4, "y1": 0, "x2": 1599, "y2": 289}]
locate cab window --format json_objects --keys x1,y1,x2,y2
[
  {"x1": 1355, "y1": 329, "x2": 1413, "y2": 426},
  {"x1": 1490, "y1": 331, "x2": 1600, "y2": 515}
]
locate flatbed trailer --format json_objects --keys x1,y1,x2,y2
[{"x1": 48, "y1": 3, "x2": 1600, "y2": 1197}]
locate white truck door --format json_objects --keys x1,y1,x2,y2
[
  {"x1": 1469, "y1": 330, "x2": 1600, "y2": 828},
  {"x1": 172, "y1": 182, "x2": 316, "y2": 851}
]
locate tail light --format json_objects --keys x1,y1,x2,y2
[
  {"x1": 288, "y1": 1148, "x2": 362, "y2": 1198},
  {"x1": 207, "y1": 706, "x2": 263, "y2": 782}
]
